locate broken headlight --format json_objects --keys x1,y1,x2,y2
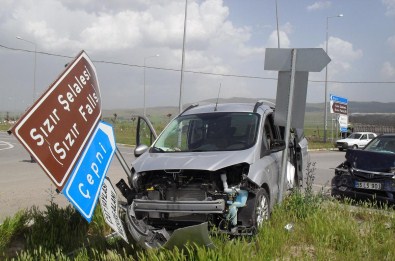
[{"x1": 132, "y1": 172, "x2": 142, "y2": 191}]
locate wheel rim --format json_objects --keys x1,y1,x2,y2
[{"x1": 256, "y1": 194, "x2": 269, "y2": 227}]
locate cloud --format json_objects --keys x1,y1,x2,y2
[
  {"x1": 383, "y1": 0, "x2": 395, "y2": 16},
  {"x1": 3, "y1": 0, "x2": 264, "y2": 60},
  {"x1": 381, "y1": 62, "x2": 395, "y2": 80},
  {"x1": 267, "y1": 31, "x2": 290, "y2": 48},
  {"x1": 319, "y1": 37, "x2": 363, "y2": 75},
  {"x1": 1, "y1": 0, "x2": 277, "y2": 109},
  {"x1": 266, "y1": 23, "x2": 292, "y2": 48},
  {"x1": 306, "y1": 1, "x2": 332, "y2": 11}
]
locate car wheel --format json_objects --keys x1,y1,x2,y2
[
  {"x1": 237, "y1": 188, "x2": 270, "y2": 231},
  {"x1": 352, "y1": 145, "x2": 358, "y2": 149},
  {"x1": 338, "y1": 148, "x2": 344, "y2": 151},
  {"x1": 252, "y1": 188, "x2": 270, "y2": 228}
]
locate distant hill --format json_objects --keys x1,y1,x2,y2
[
  {"x1": 101, "y1": 98, "x2": 395, "y2": 127},
  {"x1": 348, "y1": 101, "x2": 395, "y2": 113}
]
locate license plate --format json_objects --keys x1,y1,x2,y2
[{"x1": 355, "y1": 181, "x2": 382, "y2": 190}]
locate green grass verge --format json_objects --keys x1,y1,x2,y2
[{"x1": 1, "y1": 192, "x2": 394, "y2": 260}]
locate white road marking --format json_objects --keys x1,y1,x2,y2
[{"x1": 0, "y1": 141, "x2": 14, "y2": 151}]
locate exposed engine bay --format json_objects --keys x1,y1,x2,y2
[{"x1": 116, "y1": 163, "x2": 266, "y2": 248}]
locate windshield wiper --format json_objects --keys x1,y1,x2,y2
[{"x1": 151, "y1": 146, "x2": 165, "y2": 152}]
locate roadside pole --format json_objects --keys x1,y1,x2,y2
[
  {"x1": 278, "y1": 49, "x2": 297, "y2": 203},
  {"x1": 115, "y1": 146, "x2": 132, "y2": 180}
]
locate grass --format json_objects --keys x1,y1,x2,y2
[
  {"x1": 0, "y1": 123, "x2": 12, "y2": 132},
  {"x1": 1, "y1": 172, "x2": 395, "y2": 260},
  {"x1": 3, "y1": 197, "x2": 394, "y2": 260}
]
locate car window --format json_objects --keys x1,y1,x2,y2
[
  {"x1": 152, "y1": 112, "x2": 260, "y2": 152},
  {"x1": 365, "y1": 136, "x2": 395, "y2": 153},
  {"x1": 361, "y1": 134, "x2": 367, "y2": 140},
  {"x1": 368, "y1": 134, "x2": 374, "y2": 139},
  {"x1": 260, "y1": 113, "x2": 281, "y2": 158},
  {"x1": 348, "y1": 133, "x2": 362, "y2": 139}
]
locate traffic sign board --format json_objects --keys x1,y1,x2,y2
[
  {"x1": 265, "y1": 48, "x2": 331, "y2": 129},
  {"x1": 64, "y1": 121, "x2": 115, "y2": 222},
  {"x1": 338, "y1": 114, "x2": 348, "y2": 132},
  {"x1": 99, "y1": 178, "x2": 128, "y2": 242},
  {"x1": 330, "y1": 94, "x2": 348, "y2": 104},
  {"x1": 264, "y1": 48, "x2": 331, "y2": 72},
  {"x1": 10, "y1": 51, "x2": 101, "y2": 190},
  {"x1": 330, "y1": 101, "x2": 348, "y2": 114}
]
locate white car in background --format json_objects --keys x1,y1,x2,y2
[{"x1": 336, "y1": 132, "x2": 377, "y2": 151}]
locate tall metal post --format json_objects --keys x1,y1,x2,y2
[
  {"x1": 179, "y1": 0, "x2": 188, "y2": 113},
  {"x1": 275, "y1": 0, "x2": 280, "y2": 48},
  {"x1": 324, "y1": 14, "x2": 343, "y2": 143}
]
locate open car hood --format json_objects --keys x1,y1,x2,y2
[
  {"x1": 132, "y1": 148, "x2": 255, "y2": 173},
  {"x1": 346, "y1": 149, "x2": 395, "y2": 172}
]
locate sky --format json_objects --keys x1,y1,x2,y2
[{"x1": 0, "y1": 0, "x2": 394, "y2": 112}]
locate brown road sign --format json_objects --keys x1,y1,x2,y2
[
  {"x1": 10, "y1": 51, "x2": 101, "y2": 191},
  {"x1": 331, "y1": 101, "x2": 348, "y2": 115}
]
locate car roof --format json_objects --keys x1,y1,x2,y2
[
  {"x1": 376, "y1": 133, "x2": 395, "y2": 138},
  {"x1": 181, "y1": 102, "x2": 273, "y2": 116}
]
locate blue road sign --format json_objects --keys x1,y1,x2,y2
[
  {"x1": 330, "y1": 94, "x2": 348, "y2": 104},
  {"x1": 340, "y1": 127, "x2": 348, "y2": 133},
  {"x1": 64, "y1": 121, "x2": 116, "y2": 222}
]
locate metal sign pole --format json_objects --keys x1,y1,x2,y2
[
  {"x1": 178, "y1": 0, "x2": 188, "y2": 114},
  {"x1": 115, "y1": 146, "x2": 132, "y2": 180},
  {"x1": 278, "y1": 48, "x2": 297, "y2": 203}
]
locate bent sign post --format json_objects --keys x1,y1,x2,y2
[
  {"x1": 10, "y1": 51, "x2": 101, "y2": 191},
  {"x1": 64, "y1": 121, "x2": 116, "y2": 222},
  {"x1": 264, "y1": 48, "x2": 331, "y2": 203}
]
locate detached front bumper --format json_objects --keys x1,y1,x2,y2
[
  {"x1": 125, "y1": 199, "x2": 225, "y2": 249},
  {"x1": 132, "y1": 199, "x2": 226, "y2": 213}
]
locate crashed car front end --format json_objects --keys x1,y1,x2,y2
[
  {"x1": 332, "y1": 149, "x2": 395, "y2": 203},
  {"x1": 126, "y1": 150, "x2": 266, "y2": 248}
]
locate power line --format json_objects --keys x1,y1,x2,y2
[{"x1": 1, "y1": 43, "x2": 395, "y2": 84}]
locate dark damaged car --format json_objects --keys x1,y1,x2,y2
[
  {"x1": 117, "y1": 102, "x2": 309, "y2": 248},
  {"x1": 332, "y1": 134, "x2": 395, "y2": 204}
]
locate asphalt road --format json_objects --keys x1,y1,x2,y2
[
  {"x1": 0, "y1": 131, "x2": 345, "y2": 223},
  {"x1": 309, "y1": 149, "x2": 345, "y2": 192},
  {"x1": 0, "y1": 131, "x2": 135, "y2": 223}
]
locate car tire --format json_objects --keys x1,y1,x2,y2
[
  {"x1": 252, "y1": 188, "x2": 270, "y2": 229},
  {"x1": 339, "y1": 148, "x2": 344, "y2": 151},
  {"x1": 237, "y1": 188, "x2": 270, "y2": 231},
  {"x1": 352, "y1": 145, "x2": 358, "y2": 149}
]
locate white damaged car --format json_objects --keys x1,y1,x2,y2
[{"x1": 116, "y1": 102, "x2": 308, "y2": 248}]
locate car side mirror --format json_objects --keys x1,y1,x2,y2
[
  {"x1": 270, "y1": 140, "x2": 286, "y2": 153},
  {"x1": 134, "y1": 144, "x2": 149, "y2": 157}
]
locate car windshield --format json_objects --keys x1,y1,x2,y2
[
  {"x1": 347, "y1": 133, "x2": 362, "y2": 139},
  {"x1": 152, "y1": 112, "x2": 260, "y2": 152},
  {"x1": 364, "y1": 136, "x2": 395, "y2": 153}
]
